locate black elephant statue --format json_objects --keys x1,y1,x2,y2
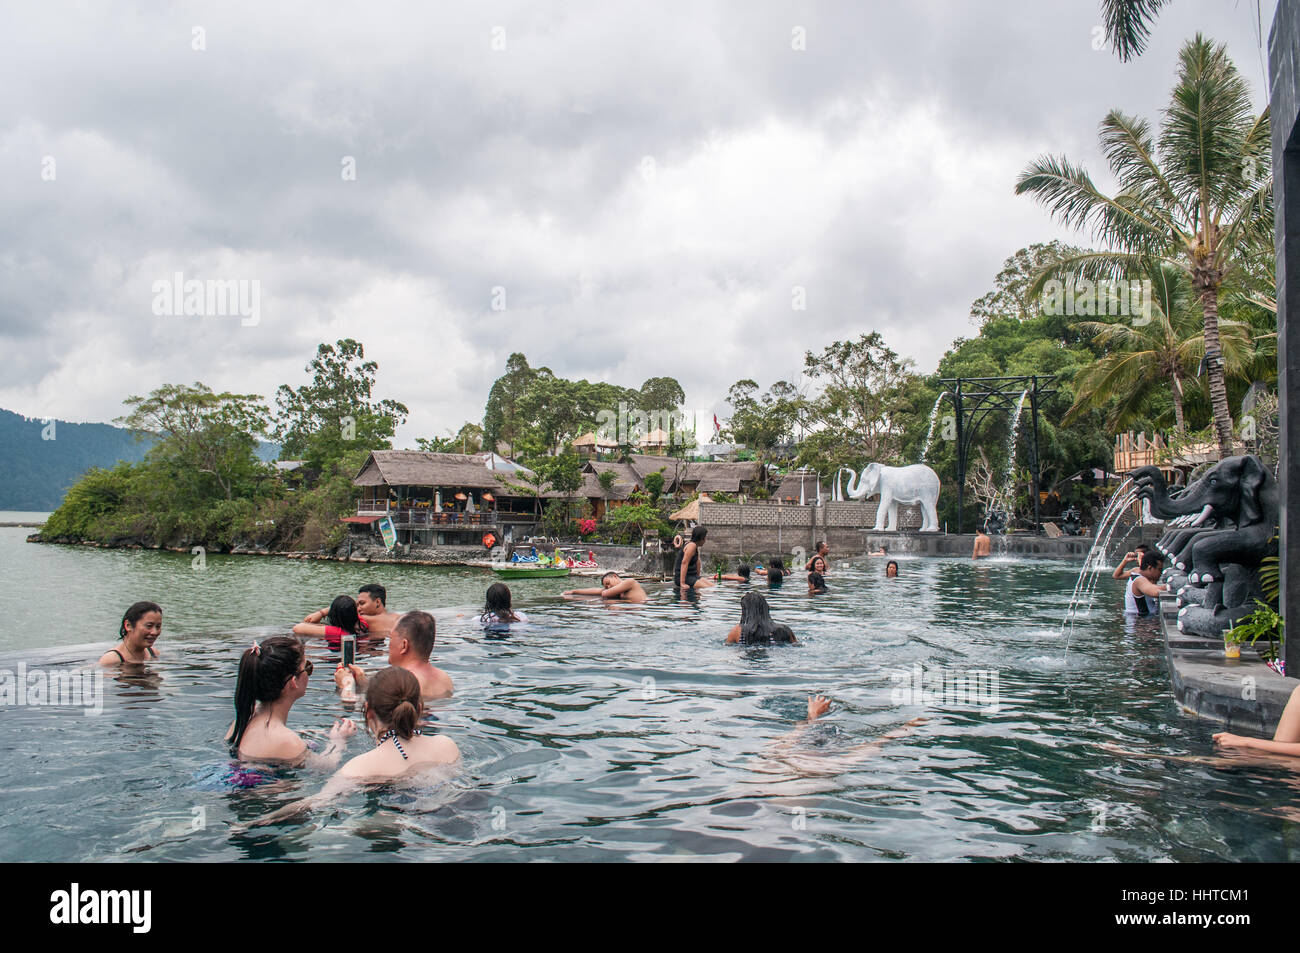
[
  {"x1": 1060, "y1": 505, "x2": 1082, "y2": 536},
  {"x1": 1130, "y1": 455, "x2": 1278, "y2": 637}
]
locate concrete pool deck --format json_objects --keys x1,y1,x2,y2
[{"x1": 1159, "y1": 593, "x2": 1296, "y2": 735}]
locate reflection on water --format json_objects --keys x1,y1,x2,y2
[{"x1": 1, "y1": 529, "x2": 1298, "y2": 861}]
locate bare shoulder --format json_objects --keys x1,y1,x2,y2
[
  {"x1": 337, "y1": 749, "x2": 378, "y2": 779},
  {"x1": 423, "y1": 667, "x2": 454, "y2": 699},
  {"x1": 97, "y1": 650, "x2": 120, "y2": 667},
  {"x1": 422, "y1": 734, "x2": 459, "y2": 763}
]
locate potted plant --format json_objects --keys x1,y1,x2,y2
[{"x1": 1223, "y1": 601, "x2": 1284, "y2": 664}]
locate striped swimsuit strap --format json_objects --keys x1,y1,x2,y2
[{"x1": 376, "y1": 728, "x2": 421, "y2": 760}]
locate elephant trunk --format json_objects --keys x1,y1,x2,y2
[{"x1": 1132, "y1": 465, "x2": 1207, "y2": 520}]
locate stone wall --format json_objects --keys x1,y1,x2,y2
[{"x1": 696, "y1": 501, "x2": 921, "y2": 555}]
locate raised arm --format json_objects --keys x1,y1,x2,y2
[{"x1": 1111, "y1": 553, "x2": 1136, "y2": 580}]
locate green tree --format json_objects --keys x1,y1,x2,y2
[
  {"x1": 1064, "y1": 261, "x2": 1255, "y2": 433},
  {"x1": 643, "y1": 470, "x2": 665, "y2": 504},
  {"x1": 417, "y1": 422, "x2": 484, "y2": 454},
  {"x1": 723, "y1": 379, "x2": 800, "y2": 466},
  {"x1": 800, "y1": 332, "x2": 916, "y2": 472},
  {"x1": 1100, "y1": 0, "x2": 1168, "y2": 61},
  {"x1": 274, "y1": 339, "x2": 409, "y2": 471},
  {"x1": 119, "y1": 382, "x2": 270, "y2": 501},
  {"x1": 1016, "y1": 35, "x2": 1272, "y2": 458}
]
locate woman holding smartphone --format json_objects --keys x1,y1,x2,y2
[{"x1": 225, "y1": 636, "x2": 353, "y2": 766}]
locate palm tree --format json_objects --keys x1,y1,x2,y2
[
  {"x1": 1062, "y1": 261, "x2": 1255, "y2": 433},
  {"x1": 1016, "y1": 34, "x2": 1272, "y2": 459},
  {"x1": 1101, "y1": 0, "x2": 1168, "y2": 61}
]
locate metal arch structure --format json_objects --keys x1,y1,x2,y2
[{"x1": 938, "y1": 375, "x2": 1057, "y2": 535}]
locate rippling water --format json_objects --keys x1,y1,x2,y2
[{"x1": 3, "y1": 527, "x2": 1297, "y2": 862}]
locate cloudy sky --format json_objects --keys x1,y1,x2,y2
[{"x1": 1, "y1": 1, "x2": 1276, "y2": 444}]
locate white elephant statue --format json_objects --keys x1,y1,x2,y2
[{"x1": 842, "y1": 463, "x2": 941, "y2": 532}]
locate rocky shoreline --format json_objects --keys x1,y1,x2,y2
[{"x1": 26, "y1": 533, "x2": 663, "y2": 576}]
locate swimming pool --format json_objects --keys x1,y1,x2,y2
[{"x1": 1, "y1": 542, "x2": 1295, "y2": 862}]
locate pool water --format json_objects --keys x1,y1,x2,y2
[{"x1": 2, "y1": 535, "x2": 1297, "y2": 862}]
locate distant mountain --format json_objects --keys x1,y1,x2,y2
[{"x1": 0, "y1": 409, "x2": 280, "y2": 511}]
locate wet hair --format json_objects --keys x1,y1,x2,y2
[
  {"x1": 767, "y1": 558, "x2": 786, "y2": 586},
  {"x1": 483, "y1": 583, "x2": 520, "y2": 624},
  {"x1": 808, "y1": 571, "x2": 828, "y2": 594},
  {"x1": 738, "y1": 591, "x2": 795, "y2": 644},
  {"x1": 602, "y1": 571, "x2": 620, "y2": 586},
  {"x1": 358, "y1": 583, "x2": 387, "y2": 606},
  {"x1": 394, "y1": 610, "x2": 436, "y2": 658},
  {"x1": 366, "y1": 666, "x2": 423, "y2": 739},
  {"x1": 327, "y1": 595, "x2": 361, "y2": 634},
  {"x1": 1139, "y1": 552, "x2": 1164, "y2": 572},
  {"x1": 737, "y1": 564, "x2": 751, "y2": 581},
  {"x1": 811, "y1": 556, "x2": 828, "y2": 573},
  {"x1": 230, "y1": 636, "x2": 305, "y2": 752},
  {"x1": 690, "y1": 526, "x2": 707, "y2": 544},
  {"x1": 119, "y1": 601, "x2": 162, "y2": 640},
  {"x1": 817, "y1": 541, "x2": 828, "y2": 553},
  {"x1": 886, "y1": 560, "x2": 899, "y2": 575}
]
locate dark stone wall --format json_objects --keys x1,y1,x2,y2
[{"x1": 1270, "y1": 0, "x2": 1300, "y2": 677}]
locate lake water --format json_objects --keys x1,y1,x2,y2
[{"x1": 2, "y1": 524, "x2": 1297, "y2": 862}]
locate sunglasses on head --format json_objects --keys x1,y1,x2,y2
[{"x1": 297, "y1": 659, "x2": 314, "y2": 677}]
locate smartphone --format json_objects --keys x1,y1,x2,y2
[{"x1": 341, "y1": 634, "x2": 356, "y2": 668}]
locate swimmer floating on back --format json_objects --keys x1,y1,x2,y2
[
  {"x1": 564, "y1": 571, "x2": 647, "y2": 603},
  {"x1": 99, "y1": 601, "x2": 163, "y2": 666}
]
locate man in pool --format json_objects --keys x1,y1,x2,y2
[
  {"x1": 805, "y1": 541, "x2": 830, "y2": 572},
  {"x1": 1111, "y1": 545, "x2": 1151, "y2": 580},
  {"x1": 1124, "y1": 551, "x2": 1167, "y2": 616},
  {"x1": 356, "y1": 583, "x2": 401, "y2": 637},
  {"x1": 972, "y1": 528, "x2": 991, "y2": 559},
  {"x1": 335, "y1": 610, "x2": 453, "y2": 700},
  {"x1": 564, "y1": 572, "x2": 647, "y2": 603}
]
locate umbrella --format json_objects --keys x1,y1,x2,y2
[
  {"x1": 482, "y1": 492, "x2": 495, "y2": 502},
  {"x1": 454, "y1": 492, "x2": 467, "y2": 500}
]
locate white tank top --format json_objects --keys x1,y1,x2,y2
[{"x1": 1124, "y1": 571, "x2": 1159, "y2": 615}]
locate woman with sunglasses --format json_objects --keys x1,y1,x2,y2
[{"x1": 225, "y1": 636, "x2": 354, "y2": 765}]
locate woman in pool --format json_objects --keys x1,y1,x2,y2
[
  {"x1": 1216, "y1": 684, "x2": 1300, "y2": 757},
  {"x1": 807, "y1": 571, "x2": 828, "y2": 595},
  {"x1": 763, "y1": 557, "x2": 787, "y2": 587},
  {"x1": 726, "y1": 591, "x2": 797, "y2": 644},
  {"x1": 885, "y1": 561, "x2": 899, "y2": 578},
  {"x1": 99, "y1": 601, "x2": 163, "y2": 666},
  {"x1": 481, "y1": 582, "x2": 527, "y2": 626},
  {"x1": 226, "y1": 636, "x2": 354, "y2": 765},
  {"x1": 674, "y1": 526, "x2": 713, "y2": 590},
  {"x1": 294, "y1": 595, "x2": 365, "y2": 646},
  {"x1": 249, "y1": 667, "x2": 460, "y2": 827},
  {"x1": 809, "y1": 555, "x2": 829, "y2": 575}
]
